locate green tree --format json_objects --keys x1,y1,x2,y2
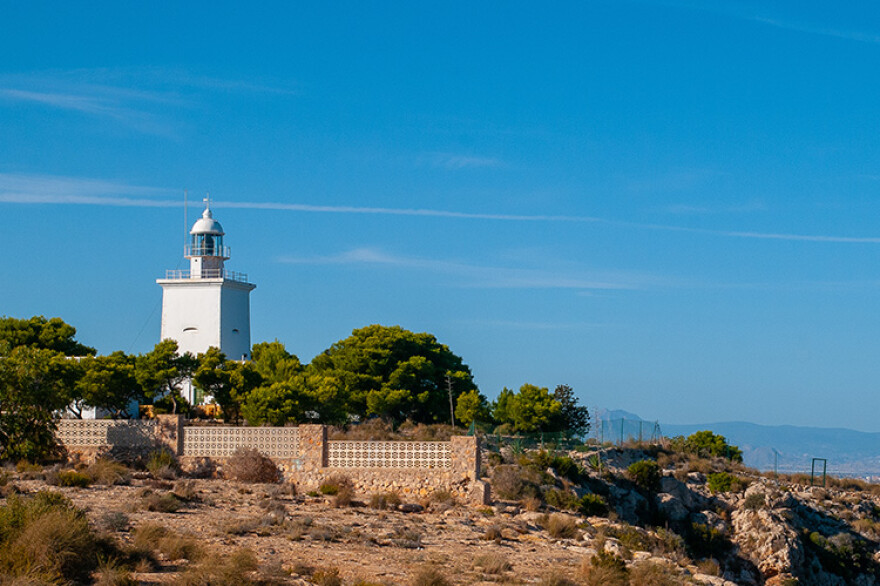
[
  {"x1": 454, "y1": 389, "x2": 491, "y2": 427},
  {"x1": 72, "y1": 351, "x2": 141, "y2": 418},
  {"x1": 250, "y1": 341, "x2": 303, "y2": 383},
  {"x1": 240, "y1": 381, "x2": 307, "y2": 426},
  {"x1": 193, "y1": 347, "x2": 263, "y2": 422},
  {"x1": 0, "y1": 316, "x2": 95, "y2": 356},
  {"x1": 0, "y1": 346, "x2": 78, "y2": 461},
  {"x1": 492, "y1": 387, "x2": 515, "y2": 425},
  {"x1": 672, "y1": 430, "x2": 743, "y2": 462},
  {"x1": 549, "y1": 384, "x2": 590, "y2": 436},
  {"x1": 310, "y1": 324, "x2": 476, "y2": 424},
  {"x1": 136, "y1": 340, "x2": 197, "y2": 415},
  {"x1": 494, "y1": 384, "x2": 562, "y2": 433}
]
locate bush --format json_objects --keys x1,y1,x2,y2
[
  {"x1": 410, "y1": 565, "x2": 450, "y2": 586},
  {"x1": 334, "y1": 483, "x2": 355, "y2": 508},
  {"x1": 87, "y1": 458, "x2": 131, "y2": 485},
  {"x1": 474, "y1": 553, "x2": 511, "y2": 574},
  {"x1": 312, "y1": 567, "x2": 343, "y2": 586},
  {"x1": 224, "y1": 447, "x2": 281, "y2": 483},
  {"x1": 50, "y1": 469, "x2": 92, "y2": 488},
  {"x1": 686, "y1": 522, "x2": 729, "y2": 559},
  {"x1": 543, "y1": 513, "x2": 578, "y2": 539},
  {"x1": 320, "y1": 474, "x2": 352, "y2": 496},
  {"x1": 707, "y1": 472, "x2": 745, "y2": 493},
  {"x1": 578, "y1": 493, "x2": 608, "y2": 517},
  {"x1": 627, "y1": 460, "x2": 661, "y2": 492},
  {"x1": 538, "y1": 572, "x2": 580, "y2": 586},
  {"x1": 175, "y1": 547, "x2": 259, "y2": 586},
  {"x1": 544, "y1": 488, "x2": 579, "y2": 511},
  {"x1": 0, "y1": 491, "x2": 100, "y2": 583},
  {"x1": 370, "y1": 491, "x2": 401, "y2": 510},
  {"x1": 628, "y1": 560, "x2": 684, "y2": 586},
  {"x1": 743, "y1": 492, "x2": 766, "y2": 510},
  {"x1": 146, "y1": 448, "x2": 179, "y2": 479},
  {"x1": 491, "y1": 464, "x2": 539, "y2": 500},
  {"x1": 142, "y1": 491, "x2": 182, "y2": 513},
  {"x1": 670, "y1": 430, "x2": 743, "y2": 462}
]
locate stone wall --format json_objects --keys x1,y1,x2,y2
[{"x1": 57, "y1": 419, "x2": 488, "y2": 504}]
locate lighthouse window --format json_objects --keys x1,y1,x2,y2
[{"x1": 183, "y1": 327, "x2": 199, "y2": 333}]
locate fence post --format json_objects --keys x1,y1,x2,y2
[
  {"x1": 450, "y1": 434, "x2": 480, "y2": 481},
  {"x1": 153, "y1": 414, "x2": 185, "y2": 456},
  {"x1": 298, "y1": 424, "x2": 327, "y2": 472}
]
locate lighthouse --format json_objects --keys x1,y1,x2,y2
[{"x1": 156, "y1": 199, "x2": 256, "y2": 401}]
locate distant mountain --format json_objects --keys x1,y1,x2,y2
[{"x1": 661, "y1": 420, "x2": 880, "y2": 478}]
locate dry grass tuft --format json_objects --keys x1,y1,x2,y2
[
  {"x1": 410, "y1": 565, "x2": 450, "y2": 586},
  {"x1": 473, "y1": 553, "x2": 512, "y2": 574}
]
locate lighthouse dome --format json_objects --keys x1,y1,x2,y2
[{"x1": 190, "y1": 207, "x2": 224, "y2": 235}]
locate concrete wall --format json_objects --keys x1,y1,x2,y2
[{"x1": 57, "y1": 419, "x2": 489, "y2": 504}]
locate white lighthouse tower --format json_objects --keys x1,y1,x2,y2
[{"x1": 156, "y1": 199, "x2": 256, "y2": 401}]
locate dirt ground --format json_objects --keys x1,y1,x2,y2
[{"x1": 13, "y1": 476, "x2": 594, "y2": 585}]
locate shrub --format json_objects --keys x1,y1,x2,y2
[
  {"x1": 320, "y1": 474, "x2": 351, "y2": 495},
  {"x1": 628, "y1": 560, "x2": 684, "y2": 586},
  {"x1": 146, "y1": 448, "x2": 179, "y2": 479},
  {"x1": 627, "y1": 460, "x2": 661, "y2": 492},
  {"x1": 0, "y1": 491, "x2": 99, "y2": 583},
  {"x1": 97, "y1": 511, "x2": 130, "y2": 532},
  {"x1": 51, "y1": 469, "x2": 92, "y2": 487},
  {"x1": 94, "y1": 558, "x2": 138, "y2": 586},
  {"x1": 334, "y1": 483, "x2": 355, "y2": 508},
  {"x1": 743, "y1": 492, "x2": 766, "y2": 510},
  {"x1": 686, "y1": 522, "x2": 729, "y2": 559},
  {"x1": 538, "y1": 572, "x2": 579, "y2": 586},
  {"x1": 142, "y1": 491, "x2": 182, "y2": 513},
  {"x1": 670, "y1": 430, "x2": 743, "y2": 462},
  {"x1": 224, "y1": 447, "x2": 281, "y2": 483},
  {"x1": 474, "y1": 553, "x2": 511, "y2": 574},
  {"x1": 370, "y1": 491, "x2": 401, "y2": 510},
  {"x1": 410, "y1": 565, "x2": 450, "y2": 586},
  {"x1": 696, "y1": 558, "x2": 721, "y2": 576},
  {"x1": 175, "y1": 547, "x2": 259, "y2": 586},
  {"x1": 707, "y1": 472, "x2": 736, "y2": 493},
  {"x1": 544, "y1": 488, "x2": 579, "y2": 511},
  {"x1": 312, "y1": 567, "x2": 343, "y2": 586},
  {"x1": 581, "y1": 549, "x2": 629, "y2": 586},
  {"x1": 482, "y1": 524, "x2": 503, "y2": 541},
  {"x1": 578, "y1": 493, "x2": 608, "y2": 517},
  {"x1": 491, "y1": 464, "x2": 525, "y2": 499},
  {"x1": 87, "y1": 458, "x2": 131, "y2": 485},
  {"x1": 543, "y1": 513, "x2": 578, "y2": 539}
]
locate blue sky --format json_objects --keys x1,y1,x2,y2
[{"x1": 3, "y1": 1, "x2": 880, "y2": 430}]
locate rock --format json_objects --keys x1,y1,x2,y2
[
  {"x1": 656, "y1": 492, "x2": 689, "y2": 522},
  {"x1": 397, "y1": 503, "x2": 424, "y2": 513},
  {"x1": 731, "y1": 506, "x2": 803, "y2": 580}
]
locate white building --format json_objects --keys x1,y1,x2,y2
[{"x1": 156, "y1": 201, "x2": 256, "y2": 403}]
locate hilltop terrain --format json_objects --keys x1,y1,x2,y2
[{"x1": 3, "y1": 437, "x2": 880, "y2": 585}]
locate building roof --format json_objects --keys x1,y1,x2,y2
[{"x1": 190, "y1": 207, "x2": 225, "y2": 235}]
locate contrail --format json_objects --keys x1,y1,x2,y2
[{"x1": 3, "y1": 191, "x2": 880, "y2": 244}]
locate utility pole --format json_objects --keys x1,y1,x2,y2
[{"x1": 445, "y1": 375, "x2": 455, "y2": 427}]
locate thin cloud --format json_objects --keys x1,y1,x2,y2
[
  {"x1": 454, "y1": 319, "x2": 608, "y2": 330},
  {"x1": 662, "y1": 200, "x2": 768, "y2": 215},
  {"x1": 3, "y1": 173, "x2": 880, "y2": 244},
  {"x1": 424, "y1": 153, "x2": 504, "y2": 169},
  {"x1": 277, "y1": 247, "x2": 650, "y2": 290},
  {"x1": 753, "y1": 17, "x2": 880, "y2": 45},
  {"x1": 0, "y1": 68, "x2": 297, "y2": 135}
]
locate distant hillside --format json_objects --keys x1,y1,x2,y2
[{"x1": 662, "y1": 420, "x2": 880, "y2": 478}]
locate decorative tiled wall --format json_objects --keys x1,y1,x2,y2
[
  {"x1": 57, "y1": 419, "x2": 158, "y2": 447},
  {"x1": 182, "y1": 426, "x2": 299, "y2": 458},
  {"x1": 327, "y1": 440, "x2": 451, "y2": 468}
]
